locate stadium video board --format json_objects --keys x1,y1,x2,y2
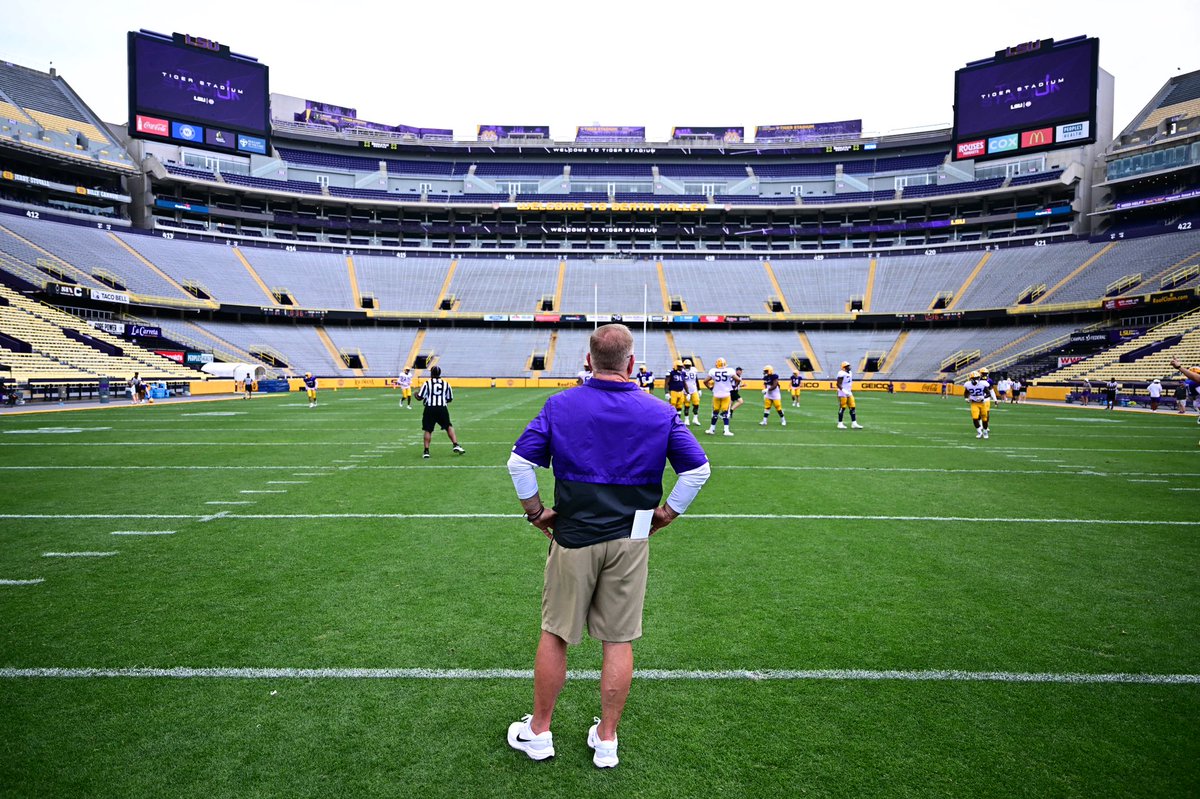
[
  {"x1": 128, "y1": 31, "x2": 270, "y2": 155},
  {"x1": 952, "y1": 37, "x2": 1098, "y2": 161}
]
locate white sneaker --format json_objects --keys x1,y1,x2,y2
[
  {"x1": 837, "y1": 422, "x2": 847, "y2": 429},
  {"x1": 692, "y1": 417, "x2": 701, "y2": 427},
  {"x1": 976, "y1": 429, "x2": 983, "y2": 439},
  {"x1": 780, "y1": 418, "x2": 787, "y2": 426},
  {"x1": 723, "y1": 429, "x2": 734, "y2": 437},
  {"x1": 759, "y1": 420, "x2": 768, "y2": 426},
  {"x1": 587, "y1": 718, "x2": 618, "y2": 768},
  {"x1": 982, "y1": 430, "x2": 989, "y2": 439},
  {"x1": 851, "y1": 422, "x2": 863, "y2": 429},
  {"x1": 507, "y1": 714, "x2": 554, "y2": 761},
  {"x1": 705, "y1": 428, "x2": 715, "y2": 435}
]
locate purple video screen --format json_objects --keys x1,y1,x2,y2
[
  {"x1": 130, "y1": 33, "x2": 269, "y2": 137},
  {"x1": 953, "y1": 39, "x2": 1097, "y2": 140}
]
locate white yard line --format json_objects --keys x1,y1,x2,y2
[
  {"x1": 0, "y1": 666, "x2": 1193, "y2": 685},
  {"x1": 0, "y1": 579, "x2": 44, "y2": 585},
  {"x1": 42, "y1": 552, "x2": 117, "y2": 558},
  {"x1": 239, "y1": 490, "x2": 287, "y2": 494},
  {"x1": 109, "y1": 530, "x2": 176, "y2": 536}
]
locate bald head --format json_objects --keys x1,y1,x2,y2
[{"x1": 589, "y1": 324, "x2": 635, "y2": 375}]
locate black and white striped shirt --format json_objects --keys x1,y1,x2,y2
[{"x1": 416, "y1": 378, "x2": 453, "y2": 407}]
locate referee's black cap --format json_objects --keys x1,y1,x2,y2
[{"x1": 430, "y1": 365, "x2": 442, "y2": 378}]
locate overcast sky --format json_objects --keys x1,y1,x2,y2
[{"x1": 2, "y1": 0, "x2": 1197, "y2": 141}]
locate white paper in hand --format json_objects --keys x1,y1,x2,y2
[{"x1": 630, "y1": 509, "x2": 654, "y2": 540}]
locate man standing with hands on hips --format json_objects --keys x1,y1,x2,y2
[{"x1": 506, "y1": 324, "x2": 711, "y2": 769}]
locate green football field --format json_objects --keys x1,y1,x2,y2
[{"x1": 1, "y1": 388, "x2": 1198, "y2": 798}]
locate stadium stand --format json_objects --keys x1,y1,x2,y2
[
  {"x1": 559, "y1": 259, "x2": 662, "y2": 314},
  {"x1": 771, "y1": 258, "x2": 870, "y2": 315},
  {"x1": 662, "y1": 260, "x2": 777, "y2": 314},
  {"x1": 1042, "y1": 309, "x2": 1200, "y2": 383},
  {"x1": 446, "y1": 259, "x2": 558, "y2": 313},
  {"x1": 0, "y1": 283, "x2": 197, "y2": 382},
  {"x1": 240, "y1": 249, "x2": 359, "y2": 310},
  {"x1": 352, "y1": 255, "x2": 452, "y2": 312},
  {"x1": 869, "y1": 252, "x2": 983, "y2": 312},
  {"x1": 0, "y1": 62, "x2": 134, "y2": 171}
]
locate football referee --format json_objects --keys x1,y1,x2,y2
[{"x1": 416, "y1": 365, "x2": 465, "y2": 459}]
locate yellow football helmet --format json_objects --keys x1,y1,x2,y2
[
  {"x1": 305, "y1": 371, "x2": 312, "y2": 378},
  {"x1": 683, "y1": 359, "x2": 693, "y2": 366},
  {"x1": 841, "y1": 361, "x2": 851, "y2": 369},
  {"x1": 763, "y1": 365, "x2": 774, "y2": 374},
  {"x1": 969, "y1": 371, "x2": 981, "y2": 380},
  {"x1": 674, "y1": 359, "x2": 683, "y2": 368},
  {"x1": 979, "y1": 368, "x2": 990, "y2": 376},
  {"x1": 715, "y1": 357, "x2": 727, "y2": 368}
]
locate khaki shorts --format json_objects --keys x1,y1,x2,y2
[{"x1": 542, "y1": 538, "x2": 649, "y2": 645}]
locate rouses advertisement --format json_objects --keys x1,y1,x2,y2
[
  {"x1": 129, "y1": 32, "x2": 270, "y2": 137},
  {"x1": 953, "y1": 38, "x2": 1097, "y2": 142}
]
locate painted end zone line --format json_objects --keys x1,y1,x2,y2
[{"x1": 0, "y1": 666, "x2": 1195, "y2": 685}]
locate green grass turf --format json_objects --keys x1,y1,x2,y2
[{"x1": 1, "y1": 389, "x2": 1198, "y2": 798}]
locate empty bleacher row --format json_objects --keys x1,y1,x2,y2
[
  {"x1": 164, "y1": 321, "x2": 1078, "y2": 382},
  {"x1": 2, "y1": 215, "x2": 1197, "y2": 315}
]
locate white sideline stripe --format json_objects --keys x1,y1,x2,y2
[
  {"x1": 0, "y1": 579, "x2": 44, "y2": 585},
  {"x1": 205, "y1": 501, "x2": 255, "y2": 505},
  {"x1": 43, "y1": 552, "x2": 117, "y2": 558},
  {"x1": 240, "y1": 490, "x2": 287, "y2": 494},
  {"x1": 267, "y1": 481, "x2": 308, "y2": 485},
  {"x1": 1128, "y1": 479, "x2": 1169, "y2": 483},
  {"x1": 0, "y1": 666, "x2": 1194, "y2": 685},
  {"x1": 110, "y1": 530, "x2": 176, "y2": 536},
  {"x1": 0, "y1": 465, "x2": 1193, "y2": 479},
  {"x1": 1170, "y1": 488, "x2": 1200, "y2": 492},
  {"x1": 3, "y1": 513, "x2": 1198, "y2": 526}
]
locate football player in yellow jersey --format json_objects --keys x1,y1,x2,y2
[
  {"x1": 302, "y1": 372, "x2": 318, "y2": 408},
  {"x1": 963, "y1": 370, "x2": 997, "y2": 439},
  {"x1": 665, "y1": 360, "x2": 688, "y2": 418},
  {"x1": 704, "y1": 357, "x2": 737, "y2": 436},
  {"x1": 759, "y1": 365, "x2": 786, "y2": 426},
  {"x1": 789, "y1": 369, "x2": 803, "y2": 406}
]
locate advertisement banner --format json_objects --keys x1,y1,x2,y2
[
  {"x1": 509, "y1": 314, "x2": 535, "y2": 322},
  {"x1": 576, "y1": 126, "x2": 645, "y2": 141},
  {"x1": 1102, "y1": 297, "x2": 1142, "y2": 311},
  {"x1": 127, "y1": 324, "x2": 162, "y2": 338},
  {"x1": 154, "y1": 350, "x2": 185, "y2": 363},
  {"x1": 135, "y1": 114, "x2": 169, "y2": 137},
  {"x1": 671, "y1": 126, "x2": 744, "y2": 143},
  {"x1": 987, "y1": 133, "x2": 1018, "y2": 154},
  {"x1": 185, "y1": 351, "x2": 215, "y2": 364},
  {"x1": 1020, "y1": 127, "x2": 1054, "y2": 149},
  {"x1": 534, "y1": 314, "x2": 561, "y2": 323},
  {"x1": 483, "y1": 314, "x2": 510, "y2": 322},
  {"x1": 89, "y1": 320, "x2": 125, "y2": 335},
  {"x1": 1148, "y1": 288, "x2": 1195, "y2": 305},
  {"x1": 699, "y1": 315, "x2": 727, "y2": 323},
  {"x1": 89, "y1": 288, "x2": 130, "y2": 304},
  {"x1": 1055, "y1": 120, "x2": 1090, "y2": 143},
  {"x1": 956, "y1": 139, "x2": 986, "y2": 159},
  {"x1": 155, "y1": 198, "x2": 209, "y2": 213},
  {"x1": 204, "y1": 128, "x2": 237, "y2": 150},
  {"x1": 236, "y1": 134, "x2": 268, "y2": 154},
  {"x1": 1057, "y1": 356, "x2": 1086, "y2": 368},
  {"x1": 755, "y1": 120, "x2": 862, "y2": 142},
  {"x1": 477, "y1": 125, "x2": 550, "y2": 141},
  {"x1": 673, "y1": 315, "x2": 700, "y2": 323},
  {"x1": 559, "y1": 314, "x2": 586, "y2": 322},
  {"x1": 171, "y1": 121, "x2": 204, "y2": 143},
  {"x1": 46, "y1": 282, "x2": 85, "y2": 298}
]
